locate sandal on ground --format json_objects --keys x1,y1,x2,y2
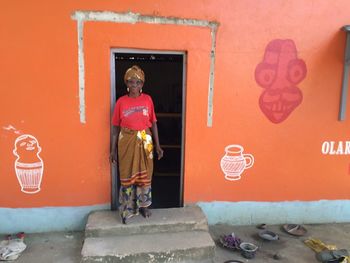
[
  {"x1": 120, "y1": 214, "x2": 127, "y2": 224},
  {"x1": 316, "y1": 249, "x2": 349, "y2": 262}
]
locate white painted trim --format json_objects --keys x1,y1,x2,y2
[
  {"x1": 71, "y1": 11, "x2": 218, "y2": 126},
  {"x1": 207, "y1": 25, "x2": 217, "y2": 127},
  {"x1": 77, "y1": 19, "x2": 85, "y2": 123}
]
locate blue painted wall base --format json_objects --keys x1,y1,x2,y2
[
  {"x1": 198, "y1": 200, "x2": 350, "y2": 225},
  {"x1": 1, "y1": 200, "x2": 350, "y2": 233},
  {"x1": 0, "y1": 204, "x2": 109, "y2": 234}
]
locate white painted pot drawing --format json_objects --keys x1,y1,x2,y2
[
  {"x1": 13, "y1": 134, "x2": 44, "y2": 194},
  {"x1": 220, "y1": 144, "x2": 254, "y2": 181}
]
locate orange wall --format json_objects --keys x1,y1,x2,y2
[{"x1": 1, "y1": 0, "x2": 350, "y2": 208}]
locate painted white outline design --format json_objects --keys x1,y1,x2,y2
[
  {"x1": 2, "y1": 124, "x2": 21, "y2": 134},
  {"x1": 220, "y1": 144, "x2": 254, "y2": 181},
  {"x1": 13, "y1": 134, "x2": 44, "y2": 194},
  {"x1": 71, "y1": 11, "x2": 218, "y2": 127}
]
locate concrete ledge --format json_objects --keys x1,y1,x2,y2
[
  {"x1": 86, "y1": 206, "x2": 208, "y2": 237},
  {"x1": 82, "y1": 231, "x2": 215, "y2": 263}
]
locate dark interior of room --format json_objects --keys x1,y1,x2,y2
[{"x1": 114, "y1": 52, "x2": 184, "y2": 208}]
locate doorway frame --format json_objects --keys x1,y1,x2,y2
[{"x1": 110, "y1": 48, "x2": 186, "y2": 210}]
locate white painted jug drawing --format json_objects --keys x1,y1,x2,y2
[
  {"x1": 220, "y1": 144, "x2": 254, "y2": 181},
  {"x1": 13, "y1": 134, "x2": 44, "y2": 194}
]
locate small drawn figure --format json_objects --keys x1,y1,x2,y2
[
  {"x1": 13, "y1": 134, "x2": 44, "y2": 194},
  {"x1": 220, "y1": 145, "x2": 254, "y2": 181},
  {"x1": 2, "y1": 125, "x2": 21, "y2": 134},
  {"x1": 255, "y1": 39, "x2": 307, "y2": 123}
]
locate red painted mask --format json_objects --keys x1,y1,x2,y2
[{"x1": 255, "y1": 39, "x2": 307, "y2": 123}]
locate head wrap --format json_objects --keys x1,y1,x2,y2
[{"x1": 124, "y1": 65, "x2": 145, "y2": 84}]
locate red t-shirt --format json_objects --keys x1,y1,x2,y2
[{"x1": 112, "y1": 93, "x2": 157, "y2": 131}]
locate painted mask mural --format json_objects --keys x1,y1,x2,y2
[
  {"x1": 13, "y1": 134, "x2": 44, "y2": 194},
  {"x1": 255, "y1": 39, "x2": 307, "y2": 123}
]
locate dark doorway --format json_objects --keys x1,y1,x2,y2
[{"x1": 111, "y1": 50, "x2": 185, "y2": 209}]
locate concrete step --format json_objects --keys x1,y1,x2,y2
[
  {"x1": 85, "y1": 206, "x2": 209, "y2": 237},
  {"x1": 81, "y1": 230, "x2": 215, "y2": 263}
]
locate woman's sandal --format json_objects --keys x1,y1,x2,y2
[
  {"x1": 140, "y1": 207, "x2": 152, "y2": 218},
  {"x1": 120, "y1": 214, "x2": 127, "y2": 224}
]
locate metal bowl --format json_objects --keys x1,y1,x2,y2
[{"x1": 258, "y1": 230, "x2": 279, "y2": 241}]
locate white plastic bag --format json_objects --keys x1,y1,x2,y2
[{"x1": 0, "y1": 239, "x2": 26, "y2": 261}]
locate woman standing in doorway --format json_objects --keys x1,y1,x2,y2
[{"x1": 110, "y1": 65, "x2": 164, "y2": 224}]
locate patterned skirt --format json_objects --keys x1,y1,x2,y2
[{"x1": 117, "y1": 127, "x2": 154, "y2": 222}]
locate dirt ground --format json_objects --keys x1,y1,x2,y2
[
  {"x1": 210, "y1": 223, "x2": 350, "y2": 263},
  {"x1": 5, "y1": 223, "x2": 350, "y2": 262}
]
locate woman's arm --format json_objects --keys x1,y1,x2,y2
[
  {"x1": 151, "y1": 122, "x2": 164, "y2": 160},
  {"x1": 110, "y1": 125, "x2": 120, "y2": 164}
]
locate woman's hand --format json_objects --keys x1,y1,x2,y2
[
  {"x1": 110, "y1": 126, "x2": 120, "y2": 165},
  {"x1": 156, "y1": 146, "x2": 164, "y2": 160},
  {"x1": 151, "y1": 123, "x2": 163, "y2": 160}
]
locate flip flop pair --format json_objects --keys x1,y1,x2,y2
[
  {"x1": 283, "y1": 224, "x2": 307, "y2": 236},
  {"x1": 316, "y1": 249, "x2": 349, "y2": 263}
]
